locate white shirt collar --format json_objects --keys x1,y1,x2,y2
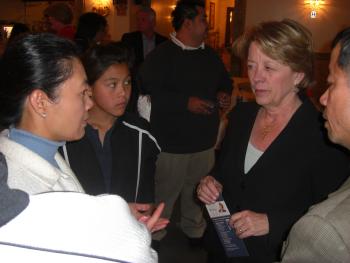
[{"x1": 170, "y1": 32, "x2": 205, "y2": 50}]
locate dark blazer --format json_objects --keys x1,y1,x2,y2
[
  {"x1": 121, "y1": 31, "x2": 167, "y2": 112},
  {"x1": 205, "y1": 99, "x2": 350, "y2": 263},
  {"x1": 121, "y1": 30, "x2": 167, "y2": 69},
  {"x1": 61, "y1": 113, "x2": 160, "y2": 203}
]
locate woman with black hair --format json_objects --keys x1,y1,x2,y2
[{"x1": 0, "y1": 33, "x2": 92, "y2": 194}]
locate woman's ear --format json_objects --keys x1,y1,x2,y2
[
  {"x1": 294, "y1": 72, "x2": 305, "y2": 86},
  {"x1": 27, "y1": 89, "x2": 50, "y2": 118}
]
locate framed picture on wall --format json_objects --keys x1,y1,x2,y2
[{"x1": 209, "y1": 2, "x2": 215, "y2": 29}]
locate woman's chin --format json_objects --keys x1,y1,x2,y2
[
  {"x1": 255, "y1": 98, "x2": 270, "y2": 107},
  {"x1": 68, "y1": 129, "x2": 86, "y2": 142}
]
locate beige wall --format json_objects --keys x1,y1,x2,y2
[
  {"x1": 217, "y1": 0, "x2": 235, "y2": 47},
  {"x1": 151, "y1": 0, "x2": 175, "y2": 37},
  {"x1": 246, "y1": 0, "x2": 350, "y2": 52}
]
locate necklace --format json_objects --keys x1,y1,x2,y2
[
  {"x1": 261, "y1": 122, "x2": 275, "y2": 140},
  {"x1": 259, "y1": 115, "x2": 277, "y2": 140}
]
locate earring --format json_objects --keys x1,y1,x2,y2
[{"x1": 41, "y1": 113, "x2": 47, "y2": 118}]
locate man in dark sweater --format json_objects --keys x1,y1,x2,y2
[{"x1": 138, "y1": 0, "x2": 232, "y2": 245}]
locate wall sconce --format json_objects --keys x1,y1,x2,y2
[
  {"x1": 306, "y1": 0, "x2": 324, "y2": 18},
  {"x1": 92, "y1": 0, "x2": 111, "y2": 17}
]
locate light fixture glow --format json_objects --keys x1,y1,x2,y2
[
  {"x1": 311, "y1": 10, "x2": 317, "y2": 18},
  {"x1": 92, "y1": 0, "x2": 111, "y2": 17},
  {"x1": 306, "y1": 0, "x2": 324, "y2": 19}
]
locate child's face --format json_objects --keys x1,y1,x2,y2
[{"x1": 91, "y1": 63, "x2": 131, "y2": 118}]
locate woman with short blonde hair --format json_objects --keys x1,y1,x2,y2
[{"x1": 197, "y1": 19, "x2": 349, "y2": 262}]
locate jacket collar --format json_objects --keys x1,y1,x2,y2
[
  {"x1": 0, "y1": 130, "x2": 83, "y2": 192},
  {"x1": 170, "y1": 32, "x2": 205, "y2": 50}
]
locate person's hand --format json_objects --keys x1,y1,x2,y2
[
  {"x1": 229, "y1": 210, "x2": 269, "y2": 239},
  {"x1": 197, "y1": 176, "x2": 223, "y2": 204},
  {"x1": 128, "y1": 203, "x2": 153, "y2": 220},
  {"x1": 188, "y1": 96, "x2": 215, "y2": 115},
  {"x1": 217, "y1": 91, "x2": 231, "y2": 110},
  {"x1": 138, "y1": 202, "x2": 169, "y2": 233}
]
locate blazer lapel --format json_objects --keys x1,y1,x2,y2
[
  {"x1": 137, "y1": 31, "x2": 144, "y2": 61},
  {"x1": 245, "y1": 100, "x2": 307, "y2": 176},
  {"x1": 236, "y1": 104, "x2": 259, "y2": 176}
]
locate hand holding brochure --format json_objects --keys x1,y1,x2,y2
[{"x1": 205, "y1": 195, "x2": 249, "y2": 257}]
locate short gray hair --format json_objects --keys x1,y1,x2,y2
[{"x1": 137, "y1": 6, "x2": 156, "y2": 22}]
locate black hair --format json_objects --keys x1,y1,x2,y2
[
  {"x1": 171, "y1": 0, "x2": 205, "y2": 31},
  {"x1": 332, "y1": 28, "x2": 350, "y2": 74},
  {"x1": 82, "y1": 41, "x2": 134, "y2": 86},
  {"x1": 74, "y1": 12, "x2": 107, "y2": 54},
  {"x1": 331, "y1": 28, "x2": 350, "y2": 48},
  {"x1": 0, "y1": 33, "x2": 79, "y2": 128}
]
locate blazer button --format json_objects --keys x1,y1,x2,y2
[{"x1": 240, "y1": 181, "x2": 246, "y2": 190}]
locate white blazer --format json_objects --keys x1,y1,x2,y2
[{"x1": 0, "y1": 130, "x2": 84, "y2": 194}]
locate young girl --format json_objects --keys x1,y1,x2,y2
[{"x1": 62, "y1": 42, "x2": 160, "y2": 209}]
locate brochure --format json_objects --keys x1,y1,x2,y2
[{"x1": 205, "y1": 195, "x2": 249, "y2": 257}]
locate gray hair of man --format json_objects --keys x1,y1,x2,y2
[{"x1": 137, "y1": 6, "x2": 156, "y2": 22}]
